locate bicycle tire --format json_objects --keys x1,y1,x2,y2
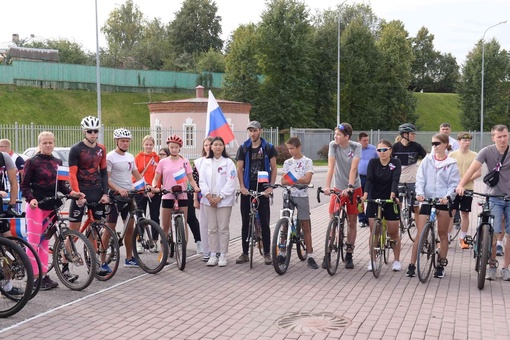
[
  {"x1": 272, "y1": 219, "x2": 291, "y2": 275},
  {"x1": 255, "y1": 216, "x2": 263, "y2": 256},
  {"x1": 7, "y1": 236, "x2": 42, "y2": 299},
  {"x1": 53, "y1": 229, "x2": 96, "y2": 291},
  {"x1": 86, "y1": 224, "x2": 120, "y2": 281},
  {"x1": 168, "y1": 230, "x2": 175, "y2": 258},
  {"x1": 339, "y1": 214, "x2": 346, "y2": 263},
  {"x1": 249, "y1": 214, "x2": 255, "y2": 269},
  {"x1": 477, "y1": 224, "x2": 490, "y2": 290},
  {"x1": 417, "y1": 223, "x2": 435, "y2": 283},
  {"x1": 370, "y1": 220, "x2": 383, "y2": 278},
  {"x1": 407, "y1": 218, "x2": 417, "y2": 242},
  {"x1": 324, "y1": 217, "x2": 340, "y2": 276},
  {"x1": 296, "y1": 222, "x2": 307, "y2": 261},
  {"x1": 382, "y1": 223, "x2": 390, "y2": 265},
  {"x1": 0, "y1": 237, "x2": 34, "y2": 318},
  {"x1": 449, "y1": 222, "x2": 462, "y2": 243},
  {"x1": 174, "y1": 216, "x2": 187, "y2": 271},
  {"x1": 133, "y1": 219, "x2": 169, "y2": 274}
]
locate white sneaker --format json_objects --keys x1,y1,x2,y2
[
  {"x1": 218, "y1": 254, "x2": 227, "y2": 267},
  {"x1": 367, "y1": 263, "x2": 373, "y2": 271},
  {"x1": 136, "y1": 242, "x2": 144, "y2": 254},
  {"x1": 207, "y1": 256, "x2": 218, "y2": 266},
  {"x1": 392, "y1": 261, "x2": 402, "y2": 272},
  {"x1": 196, "y1": 241, "x2": 203, "y2": 254}
]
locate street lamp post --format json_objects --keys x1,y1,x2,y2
[
  {"x1": 480, "y1": 20, "x2": 507, "y2": 148},
  {"x1": 95, "y1": 0, "x2": 103, "y2": 143},
  {"x1": 336, "y1": 0, "x2": 348, "y2": 127}
]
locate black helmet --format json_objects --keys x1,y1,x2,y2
[{"x1": 398, "y1": 123, "x2": 416, "y2": 134}]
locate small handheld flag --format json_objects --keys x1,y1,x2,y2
[
  {"x1": 57, "y1": 166, "x2": 70, "y2": 181},
  {"x1": 9, "y1": 218, "x2": 27, "y2": 240},
  {"x1": 133, "y1": 179, "x2": 146, "y2": 190},
  {"x1": 174, "y1": 168, "x2": 187, "y2": 185},
  {"x1": 282, "y1": 172, "x2": 298, "y2": 185},
  {"x1": 206, "y1": 91, "x2": 235, "y2": 144},
  {"x1": 258, "y1": 171, "x2": 269, "y2": 183}
]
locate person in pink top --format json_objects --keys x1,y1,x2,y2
[{"x1": 152, "y1": 135, "x2": 200, "y2": 242}]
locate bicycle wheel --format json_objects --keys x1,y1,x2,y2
[
  {"x1": 173, "y1": 216, "x2": 187, "y2": 271},
  {"x1": 407, "y1": 218, "x2": 417, "y2": 242},
  {"x1": 86, "y1": 224, "x2": 120, "y2": 281},
  {"x1": 296, "y1": 222, "x2": 307, "y2": 261},
  {"x1": 249, "y1": 215, "x2": 255, "y2": 269},
  {"x1": 449, "y1": 221, "x2": 462, "y2": 243},
  {"x1": 168, "y1": 229, "x2": 175, "y2": 258},
  {"x1": 382, "y1": 224, "x2": 390, "y2": 265},
  {"x1": 0, "y1": 237, "x2": 34, "y2": 318},
  {"x1": 7, "y1": 236, "x2": 41, "y2": 299},
  {"x1": 324, "y1": 217, "x2": 340, "y2": 276},
  {"x1": 133, "y1": 219, "x2": 169, "y2": 274},
  {"x1": 256, "y1": 220, "x2": 263, "y2": 257},
  {"x1": 272, "y1": 219, "x2": 291, "y2": 275},
  {"x1": 53, "y1": 229, "x2": 96, "y2": 291},
  {"x1": 370, "y1": 220, "x2": 383, "y2": 278},
  {"x1": 477, "y1": 224, "x2": 490, "y2": 290},
  {"x1": 417, "y1": 223, "x2": 435, "y2": 283}
]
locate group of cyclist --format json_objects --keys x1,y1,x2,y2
[{"x1": 8, "y1": 115, "x2": 510, "y2": 297}]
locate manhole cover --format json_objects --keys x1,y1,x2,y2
[{"x1": 276, "y1": 312, "x2": 351, "y2": 333}]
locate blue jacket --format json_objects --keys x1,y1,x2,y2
[{"x1": 241, "y1": 137, "x2": 272, "y2": 188}]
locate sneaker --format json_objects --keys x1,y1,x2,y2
[
  {"x1": 345, "y1": 253, "x2": 354, "y2": 269},
  {"x1": 307, "y1": 257, "x2": 319, "y2": 269},
  {"x1": 202, "y1": 252, "x2": 211, "y2": 262},
  {"x1": 264, "y1": 254, "x2": 272, "y2": 265},
  {"x1": 218, "y1": 255, "x2": 227, "y2": 267},
  {"x1": 43, "y1": 275, "x2": 59, "y2": 288},
  {"x1": 124, "y1": 257, "x2": 139, "y2": 268},
  {"x1": 277, "y1": 255, "x2": 286, "y2": 265},
  {"x1": 149, "y1": 242, "x2": 159, "y2": 253},
  {"x1": 207, "y1": 256, "x2": 218, "y2": 266},
  {"x1": 392, "y1": 261, "x2": 402, "y2": 272},
  {"x1": 358, "y1": 222, "x2": 368, "y2": 228},
  {"x1": 501, "y1": 268, "x2": 510, "y2": 281},
  {"x1": 39, "y1": 279, "x2": 53, "y2": 291},
  {"x1": 406, "y1": 264, "x2": 416, "y2": 277},
  {"x1": 5, "y1": 286, "x2": 24, "y2": 296},
  {"x1": 235, "y1": 253, "x2": 249, "y2": 264},
  {"x1": 62, "y1": 270, "x2": 79, "y2": 283},
  {"x1": 136, "y1": 242, "x2": 144, "y2": 254},
  {"x1": 321, "y1": 257, "x2": 327, "y2": 269},
  {"x1": 196, "y1": 241, "x2": 203, "y2": 254},
  {"x1": 497, "y1": 245, "x2": 504, "y2": 256},
  {"x1": 367, "y1": 262, "x2": 373, "y2": 271},
  {"x1": 459, "y1": 238, "x2": 469, "y2": 249},
  {"x1": 434, "y1": 265, "x2": 445, "y2": 278},
  {"x1": 486, "y1": 266, "x2": 497, "y2": 281},
  {"x1": 99, "y1": 263, "x2": 112, "y2": 274}
]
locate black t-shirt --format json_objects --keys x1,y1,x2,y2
[
  {"x1": 391, "y1": 141, "x2": 426, "y2": 166},
  {"x1": 236, "y1": 142, "x2": 277, "y2": 190},
  {"x1": 364, "y1": 158, "x2": 402, "y2": 199}
]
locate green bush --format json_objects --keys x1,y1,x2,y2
[
  {"x1": 275, "y1": 144, "x2": 291, "y2": 165},
  {"x1": 317, "y1": 144, "x2": 329, "y2": 160}
]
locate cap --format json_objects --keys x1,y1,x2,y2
[{"x1": 247, "y1": 121, "x2": 261, "y2": 130}]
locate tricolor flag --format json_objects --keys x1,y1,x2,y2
[
  {"x1": 133, "y1": 178, "x2": 146, "y2": 190},
  {"x1": 10, "y1": 218, "x2": 27, "y2": 240},
  {"x1": 282, "y1": 171, "x2": 298, "y2": 185},
  {"x1": 258, "y1": 171, "x2": 269, "y2": 183},
  {"x1": 174, "y1": 168, "x2": 187, "y2": 185},
  {"x1": 57, "y1": 166, "x2": 70, "y2": 181},
  {"x1": 205, "y1": 91, "x2": 235, "y2": 144}
]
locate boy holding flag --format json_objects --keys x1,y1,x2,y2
[{"x1": 281, "y1": 137, "x2": 317, "y2": 269}]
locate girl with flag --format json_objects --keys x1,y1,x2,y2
[
  {"x1": 152, "y1": 135, "x2": 200, "y2": 247},
  {"x1": 281, "y1": 137, "x2": 317, "y2": 269},
  {"x1": 21, "y1": 131, "x2": 84, "y2": 290}
]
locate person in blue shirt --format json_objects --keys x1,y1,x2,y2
[{"x1": 357, "y1": 132, "x2": 378, "y2": 228}]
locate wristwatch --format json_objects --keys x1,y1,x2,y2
[{"x1": 219, "y1": 194, "x2": 225, "y2": 200}]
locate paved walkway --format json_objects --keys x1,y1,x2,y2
[{"x1": 2, "y1": 179, "x2": 510, "y2": 339}]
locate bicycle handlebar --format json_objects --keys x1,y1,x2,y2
[
  {"x1": 316, "y1": 186, "x2": 354, "y2": 204},
  {"x1": 265, "y1": 183, "x2": 314, "y2": 191}
]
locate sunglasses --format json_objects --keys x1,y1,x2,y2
[
  {"x1": 337, "y1": 124, "x2": 345, "y2": 131},
  {"x1": 86, "y1": 130, "x2": 99, "y2": 134},
  {"x1": 431, "y1": 141, "x2": 442, "y2": 147},
  {"x1": 376, "y1": 148, "x2": 390, "y2": 153}
]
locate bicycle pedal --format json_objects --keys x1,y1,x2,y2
[{"x1": 463, "y1": 235, "x2": 473, "y2": 245}]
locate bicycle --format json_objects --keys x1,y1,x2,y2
[
  {"x1": 416, "y1": 197, "x2": 451, "y2": 283},
  {"x1": 157, "y1": 186, "x2": 193, "y2": 271},
  {"x1": 0, "y1": 236, "x2": 34, "y2": 318},
  {"x1": 235, "y1": 189, "x2": 269, "y2": 269},
  {"x1": 268, "y1": 183, "x2": 312, "y2": 275},
  {"x1": 449, "y1": 209, "x2": 462, "y2": 243},
  {"x1": 463, "y1": 191, "x2": 505, "y2": 290},
  {"x1": 38, "y1": 194, "x2": 97, "y2": 291},
  {"x1": 109, "y1": 189, "x2": 168, "y2": 274},
  {"x1": 365, "y1": 198, "x2": 399, "y2": 278},
  {"x1": 317, "y1": 187, "x2": 353, "y2": 276},
  {"x1": 398, "y1": 183, "x2": 417, "y2": 242},
  {"x1": 78, "y1": 201, "x2": 120, "y2": 281}
]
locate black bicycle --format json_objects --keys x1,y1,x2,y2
[{"x1": 398, "y1": 184, "x2": 417, "y2": 242}]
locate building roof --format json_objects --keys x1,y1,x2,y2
[{"x1": 9, "y1": 47, "x2": 60, "y2": 62}]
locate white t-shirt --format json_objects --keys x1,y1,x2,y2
[{"x1": 107, "y1": 150, "x2": 136, "y2": 191}]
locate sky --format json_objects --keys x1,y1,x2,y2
[{"x1": 1, "y1": 0, "x2": 509, "y2": 66}]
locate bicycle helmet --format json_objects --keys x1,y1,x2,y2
[
  {"x1": 398, "y1": 123, "x2": 416, "y2": 135},
  {"x1": 166, "y1": 135, "x2": 183, "y2": 147},
  {"x1": 80, "y1": 116, "x2": 101, "y2": 130},
  {"x1": 113, "y1": 128, "x2": 132, "y2": 139}
]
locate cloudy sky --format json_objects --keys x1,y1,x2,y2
[{"x1": 1, "y1": 0, "x2": 509, "y2": 65}]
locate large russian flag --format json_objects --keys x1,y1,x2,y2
[{"x1": 205, "y1": 91, "x2": 235, "y2": 144}]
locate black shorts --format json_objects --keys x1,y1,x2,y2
[
  {"x1": 162, "y1": 199, "x2": 188, "y2": 210},
  {"x1": 366, "y1": 201, "x2": 400, "y2": 221},
  {"x1": 69, "y1": 188, "x2": 105, "y2": 222},
  {"x1": 452, "y1": 191, "x2": 473, "y2": 212},
  {"x1": 107, "y1": 199, "x2": 132, "y2": 223},
  {"x1": 419, "y1": 203, "x2": 449, "y2": 215}
]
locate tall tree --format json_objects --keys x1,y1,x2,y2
[
  {"x1": 376, "y1": 20, "x2": 417, "y2": 129},
  {"x1": 223, "y1": 24, "x2": 261, "y2": 104},
  {"x1": 434, "y1": 52, "x2": 459, "y2": 93},
  {"x1": 410, "y1": 27, "x2": 439, "y2": 92},
  {"x1": 133, "y1": 17, "x2": 170, "y2": 70},
  {"x1": 255, "y1": 0, "x2": 314, "y2": 129}
]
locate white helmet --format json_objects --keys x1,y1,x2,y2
[
  {"x1": 113, "y1": 128, "x2": 132, "y2": 139},
  {"x1": 80, "y1": 116, "x2": 101, "y2": 130}
]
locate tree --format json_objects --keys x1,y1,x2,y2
[
  {"x1": 222, "y1": 24, "x2": 261, "y2": 104},
  {"x1": 196, "y1": 48, "x2": 225, "y2": 72},
  {"x1": 434, "y1": 53, "x2": 459, "y2": 93},
  {"x1": 457, "y1": 39, "x2": 510, "y2": 130},
  {"x1": 376, "y1": 20, "x2": 417, "y2": 129},
  {"x1": 132, "y1": 17, "x2": 171, "y2": 70},
  {"x1": 410, "y1": 27, "x2": 439, "y2": 92},
  {"x1": 255, "y1": 0, "x2": 314, "y2": 129}
]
